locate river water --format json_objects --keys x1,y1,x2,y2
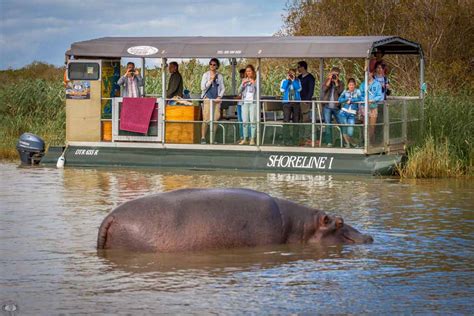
[{"x1": 0, "y1": 162, "x2": 472, "y2": 315}]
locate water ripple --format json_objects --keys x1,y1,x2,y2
[{"x1": 0, "y1": 162, "x2": 473, "y2": 314}]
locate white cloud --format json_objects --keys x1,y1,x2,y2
[{"x1": 0, "y1": 0, "x2": 287, "y2": 69}]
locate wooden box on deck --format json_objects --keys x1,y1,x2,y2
[{"x1": 165, "y1": 105, "x2": 200, "y2": 144}]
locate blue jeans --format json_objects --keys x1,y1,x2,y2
[
  {"x1": 338, "y1": 112, "x2": 356, "y2": 137},
  {"x1": 241, "y1": 101, "x2": 257, "y2": 139},
  {"x1": 237, "y1": 103, "x2": 251, "y2": 139},
  {"x1": 323, "y1": 107, "x2": 340, "y2": 144}
]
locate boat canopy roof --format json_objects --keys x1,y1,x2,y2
[{"x1": 66, "y1": 36, "x2": 422, "y2": 59}]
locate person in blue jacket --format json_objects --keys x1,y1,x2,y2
[
  {"x1": 359, "y1": 71, "x2": 384, "y2": 145},
  {"x1": 280, "y1": 69, "x2": 302, "y2": 146},
  {"x1": 338, "y1": 78, "x2": 363, "y2": 148}
]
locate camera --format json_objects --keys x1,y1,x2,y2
[{"x1": 332, "y1": 74, "x2": 337, "y2": 80}]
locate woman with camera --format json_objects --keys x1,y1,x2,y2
[
  {"x1": 279, "y1": 68, "x2": 302, "y2": 146},
  {"x1": 321, "y1": 67, "x2": 344, "y2": 147},
  {"x1": 238, "y1": 65, "x2": 257, "y2": 145}
]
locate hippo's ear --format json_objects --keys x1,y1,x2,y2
[{"x1": 318, "y1": 213, "x2": 331, "y2": 227}]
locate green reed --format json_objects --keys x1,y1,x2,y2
[
  {"x1": 0, "y1": 79, "x2": 65, "y2": 159},
  {"x1": 398, "y1": 92, "x2": 473, "y2": 177}
]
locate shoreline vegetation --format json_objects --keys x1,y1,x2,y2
[
  {"x1": 0, "y1": 62, "x2": 471, "y2": 177},
  {"x1": 1, "y1": 1, "x2": 472, "y2": 177}
]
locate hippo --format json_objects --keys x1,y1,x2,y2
[{"x1": 97, "y1": 188, "x2": 373, "y2": 252}]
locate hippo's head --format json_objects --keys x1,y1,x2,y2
[{"x1": 310, "y1": 212, "x2": 374, "y2": 245}]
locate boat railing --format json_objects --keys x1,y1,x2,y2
[{"x1": 106, "y1": 95, "x2": 423, "y2": 154}]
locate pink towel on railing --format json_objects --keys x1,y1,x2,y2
[{"x1": 120, "y1": 97, "x2": 156, "y2": 134}]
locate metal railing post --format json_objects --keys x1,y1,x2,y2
[
  {"x1": 311, "y1": 101, "x2": 315, "y2": 147},
  {"x1": 402, "y1": 99, "x2": 408, "y2": 141},
  {"x1": 210, "y1": 99, "x2": 214, "y2": 144},
  {"x1": 419, "y1": 56, "x2": 425, "y2": 137},
  {"x1": 256, "y1": 58, "x2": 261, "y2": 147},
  {"x1": 364, "y1": 59, "x2": 369, "y2": 153},
  {"x1": 383, "y1": 102, "x2": 389, "y2": 150},
  {"x1": 161, "y1": 58, "x2": 167, "y2": 144}
]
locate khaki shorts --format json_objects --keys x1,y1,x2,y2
[
  {"x1": 300, "y1": 102, "x2": 311, "y2": 123},
  {"x1": 360, "y1": 106, "x2": 378, "y2": 118},
  {"x1": 369, "y1": 107, "x2": 378, "y2": 118},
  {"x1": 202, "y1": 98, "x2": 221, "y2": 122}
]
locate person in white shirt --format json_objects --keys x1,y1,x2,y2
[
  {"x1": 237, "y1": 65, "x2": 257, "y2": 145},
  {"x1": 200, "y1": 58, "x2": 225, "y2": 144}
]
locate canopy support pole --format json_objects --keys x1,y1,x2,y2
[
  {"x1": 419, "y1": 54, "x2": 425, "y2": 138},
  {"x1": 256, "y1": 58, "x2": 261, "y2": 146},
  {"x1": 364, "y1": 58, "x2": 369, "y2": 153},
  {"x1": 319, "y1": 58, "x2": 324, "y2": 97},
  {"x1": 231, "y1": 58, "x2": 237, "y2": 95},
  {"x1": 161, "y1": 58, "x2": 167, "y2": 144},
  {"x1": 141, "y1": 57, "x2": 145, "y2": 96},
  {"x1": 420, "y1": 56, "x2": 425, "y2": 99}
]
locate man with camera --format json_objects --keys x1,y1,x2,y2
[
  {"x1": 117, "y1": 62, "x2": 144, "y2": 98},
  {"x1": 321, "y1": 67, "x2": 344, "y2": 147},
  {"x1": 200, "y1": 58, "x2": 225, "y2": 144}
]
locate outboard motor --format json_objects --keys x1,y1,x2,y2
[{"x1": 16, "y1": 133, "x2": 45, "y2": 165}]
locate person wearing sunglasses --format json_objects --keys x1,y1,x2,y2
[{"x1": 200, "y1": 58, "x2": 225, "y2": 144}]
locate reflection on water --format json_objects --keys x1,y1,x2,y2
[{"x1": 0, "y1": 163, "x2": 473, "y2": 314}]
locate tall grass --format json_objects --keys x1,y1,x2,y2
[
  {"x1": 398, "y1": 92, "x2": 473, "y2": 178},
  {"x1": 397, "y1": 136, "x2": 464, "y2": 178},
  {"x1": 0, "y1": 79, "x2": 65, "y2": 159}
]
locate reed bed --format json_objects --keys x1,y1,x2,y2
[
  {"x1": 397, "y1": 136, "x2": 464, "y2": 178},
  {"x1": 0, "y1": 79, "x2": 65, "y2": 159},
  {"x1": 398, "y1": 93, "x2": 473, "y2": 178}
]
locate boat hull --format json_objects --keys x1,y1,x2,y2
[{"x1": 41, "y1": 143, "x2": 402, "y2": 176}]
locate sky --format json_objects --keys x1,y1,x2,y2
[{"x1": 0, "y1": 0, "x2": 288, "y2": 69}]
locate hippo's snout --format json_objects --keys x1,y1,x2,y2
[
  {"x1": 363, "y1": 234, "x2": 374, "y2": 243},
  {"x1": 340, "y1": 223, "x2": 374, "y2": 244}
]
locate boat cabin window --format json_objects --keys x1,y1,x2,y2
[{"x1": 68, "y1": 62, "x2": 100, "y2": 80}]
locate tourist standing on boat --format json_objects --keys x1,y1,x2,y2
[
  {"x1": 236, "y1": 68, "x2": 250, "y2": 142},
  {"x1": 166, "y1": 62, "x2": 183, "y2": 99},
  {"x1": 360, "y1": 71, "x2": 384, "y2": 145},
  {"x1": 369, "y1": 50, "x2": 389, "y2": 75},
  {"x1": 338, "y1": 78, "x2": 363, "y2": 148},
  {"x1": 200, "y1": 58, "x2": 225, "y2": 144},
  {"x1": 321, "y1": 67, "x2": 344, "y2": 147},
  {"x1": 117, "y1": 62, "x2": 144, "y2": 97},
  {"x1": 297, "y1": 61, "x2": 316, "y2": 146},
  {"x1": 238, "y1": 65, "x2": 258, "y2": 145},
  {"x1": 374, "y1": 62, "x2": 390, "y2": 100},
  {"x1": 280, "y1": 69, "x2": 302, "y2": 146}
]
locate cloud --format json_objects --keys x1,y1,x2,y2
[{"x1": 0, "y1": 0, "x2": 287, "y2": 69}]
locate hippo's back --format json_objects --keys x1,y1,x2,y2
[{"x1": 98, "y1": 188, "x2": 285, "y2": 252}]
